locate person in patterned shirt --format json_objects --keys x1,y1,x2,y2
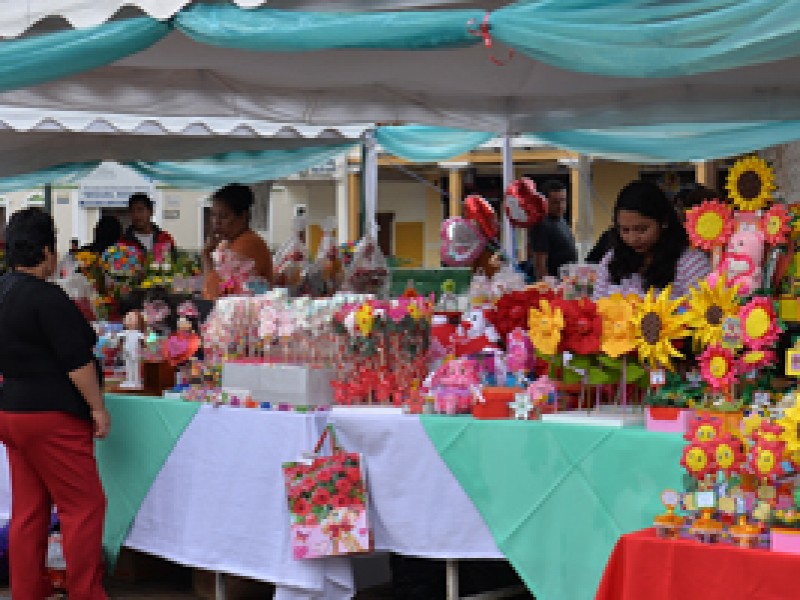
[{"x1": 594, "y1": 180, "x2": 710, "y2": 299}]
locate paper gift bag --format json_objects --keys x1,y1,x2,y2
[{"x1": 283, "y1": 425, "x2": 373, "y2": 559}]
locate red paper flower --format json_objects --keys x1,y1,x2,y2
[
  {"x1": 699, "y1": 344, "x2": 737, "y2": 391},
  {"x1": 488, "y1": 289, "x2": 556, "y2": 339},
  {"x1": 762, "y1": 204, "x2": 792, "y2": 246},
  {"x1": 711, "y1": 434, "x2": 745, "y2": 477},
  {"x1": 681, "y1": 441, "x2": 717, "y2": 481},
  {"x1": 748, "y1": 438, "x2": 786, "y2": 482},
  {"x1": 554, "y1": 298, "x2": 601, "y2": 355},
  {"x1": 740, "y1": 297, "x2": 781, "y2": 350},
  {"x1": 685, "y1": 414, "x2": 723, "y2": 443},
  {"x1": 685, "y1": 200, "x2": 734, "y2": 251}
]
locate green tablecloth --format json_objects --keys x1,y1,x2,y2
[
  {"x1": 420, "y1": 417, "x2": 684, "y2": 600},
  {"x1": 96, "y1": 395, "x2": 199, "y2": 567}
]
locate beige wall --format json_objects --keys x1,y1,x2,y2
[
  {"x1": 590, "y1": 160, "x2": 641, "y2": 242},
  {"x1": 160, "y1": 189, "x2": 205, "y2": 251}
]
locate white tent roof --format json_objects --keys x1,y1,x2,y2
[{"x1": 0, "y1": 107, "x2": 370, "y2": 178}]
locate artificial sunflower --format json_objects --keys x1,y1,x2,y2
[
  {"x1": 684, "y1": 278, "x2": 739, "y2": 350},
  {"x1": 725, "y1": 155, "x2": 776, "y2": 212},
  {"x1": 596, "y1": 293, "x2": 638, "y2": 358},
  {"x1": 699, "y1": 344, "x2": 737, "y2": 391},
  {"x1": 740, "y1": 297, "x2": 782, "y2": 350},
  {"x1": 762, "y1": 203, "x2": 792, "y2": 246},
  {"x1": 685, "y1": 200, "x2": 734, "y2": 251},
  {"x1": 632, "y1": 286, "x2": 687, "y2": 369},
  {"x1": 685, "y1": 414, "x2": 722, "y2": 443},
  {"x1": 528, "y1": 298, "x2": 564, "y2": 356}
]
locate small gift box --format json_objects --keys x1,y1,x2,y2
[
  {"x1": 645, "y1": 407, "x2": 694, "y2": 433},
  {"x1": 472, "y1": 387, "x2": 514, "y2": 419}
]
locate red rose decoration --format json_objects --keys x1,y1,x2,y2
[
  {"x1": 554, "y1": 298, "x2": 601, "y2": 355},
  {"x1": 505, "y1": 178, "x2": 547, "y2": 228},
  {"x1": 488, "y1": 289, "x2": 557, "y2": 339},
  {"x1": 463, "y1": 194, "x2": 500, "y2": 240},
  {"x1": 293, "y1": 498, "x2": 312, "y2": 517},
  {"x1": 312, "y1": 486, "x2": 331, "y2": 507}
]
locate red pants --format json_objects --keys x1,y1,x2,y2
[{"x1": 0, "y1": 411, "x2": 107, "y2": 600}]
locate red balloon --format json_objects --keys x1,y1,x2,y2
[
  {"x1": 463, "y1": 194, "x2": 500, "y2": 240},
  {"x1": 505, "y1": 178, "x2": 547, "y2": 228}
]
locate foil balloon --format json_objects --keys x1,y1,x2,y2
[
  {"x1": 463, "y1": 195, "x2": 500, "y2": 240},
  {"x1": 505, "y1": 178, "x2": 547, "y2": 228},
  {"x1": 440, "y1": 217, "x2": 487, "y2": 266}
]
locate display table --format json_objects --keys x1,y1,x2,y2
[
  {"x1": 0, "y1": 404, "x2": 687, "y2": 600},
  {"x1": 596, "y1": 528, "x2": 800, "y2": 600},
  {"x1": 420, "y1": 418, "x2": 685, "y2": 600}
]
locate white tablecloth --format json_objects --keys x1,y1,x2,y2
[
  {"x1": 0, "y1": 410, "x2": 502, "y2": 598},
  {"x1": 329, "y1": 413, "x2": 502, "y2": 560}
]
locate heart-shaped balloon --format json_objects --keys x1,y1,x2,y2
[
  {"x1": 440, "y1": 217, "x2": 487, "y2": 266},
  {"x1": 505, "y1": 178, "x2": 547, "y2": 228},
  {"x1": 463, "y1": 195, "x2": 500, "y2": 240}
]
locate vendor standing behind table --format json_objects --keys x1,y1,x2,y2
[
  {"x1": 118, "y1": 193, "x2": 177, "y2": 259},
  {"x1": 0, "y1": 208, "x2": 110, "y2": 599},
  {"x1": 593, "y1": 180, "x2": 710, "y2": 300},
  {"x1": 202, "y1": 183, "x2": 273, "y2": 301},
  {"x1": 528, "y1": 180, "x2": 578, "y2": 279}
]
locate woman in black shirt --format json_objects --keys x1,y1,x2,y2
[{"x1": 0, "y1": 208, "x2": 109, "y2": 599}]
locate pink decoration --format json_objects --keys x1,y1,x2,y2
[
  {"x1": 429, "y1": 358, "x2": 480, "y2": 415},
  {"x1": 707, "y1": 224, "x2": 765, "y2": 295},
  {"x1": 506, "y1": 329, "x2": 533, "y2": 373},
  {"x1": 440, "y1": 217, "x2": 487, "y2": 267}
]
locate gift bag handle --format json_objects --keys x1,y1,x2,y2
[{"x1": 313, "y1": 425, "x2": 343, "y2": 455}]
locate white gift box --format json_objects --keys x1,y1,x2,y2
[{"x1": 222, "y1": 363, "x2": 333, "y2": 406}]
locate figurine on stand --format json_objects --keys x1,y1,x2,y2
[
  {"x1": 118, "y1": 310, "x2": 145, "y2": 389},
  {"x1": 164, "y1": 317, "x2": 202, "y2": 387}
]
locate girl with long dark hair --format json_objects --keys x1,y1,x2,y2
[{"x1": 594, "y1": 180, "x2": 710, "y2": 299}]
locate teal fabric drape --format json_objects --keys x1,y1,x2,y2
[
  {"x1": 125, "y1": 144, "x2": 355, "y2": 188},
  {"x1": 376, "y1": 126, "x2": 493, "y2": 162},
  {"x1": 0, "y1": 17, "x2": 169, "y2": 92},
  {"x1": 493, "y1": 0, "x2": 800, "y2": 78},
  {"x1": 529, "y1": 121, "x2": 800, "y2": 163},
  {"x1": 98, "y1": 395, "x2": 200, "y2": 568},
  {"x1": 0, "y1": 162, "x2": 100, "y2": 193},
  {"x1": 176, "y1": 4, "x2": 481, "y2": 51},
  {"x1": 421, "y1": 417, "x2": 684, "y2": 600}
]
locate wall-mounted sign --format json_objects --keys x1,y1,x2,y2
[
  {"x1": 163, "y1": 209, "x2": 180, "y2": 220},
  {"x1": 78, "y1": 162, "x2": 154, "y2": 208}
]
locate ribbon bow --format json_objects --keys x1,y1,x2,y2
[{"x1": 467, "y1": 12, "x2": 514, "y2": 66}]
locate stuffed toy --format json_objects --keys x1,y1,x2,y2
[{"x1": 708, "y1": 224, "x2": 764, "y2": 296}]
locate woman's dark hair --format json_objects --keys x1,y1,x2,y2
[
  {"x1": 6, "y1": 208, "x2": 56, "y2": 269},
  {"x1": 608, "y1": 180, "x2": 689, "y2": 290},
  {"x1": 91, "y1": 215, "x2": 123, "y2": 255},
  {"x1": 128, "y1": 193, "x2": 154, "y2": 212},
  {"x1": 674, "y1": 184, "x2": 720, "y2": 213},
  {"x1": 212, "y1": 184, "x2": 254, "y2": 218}
]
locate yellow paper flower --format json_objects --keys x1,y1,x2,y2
[
  {"x1": 596, "y1": 293, "x2": 637, "y2": 358},
  {"x1": 778, "y1": 393, "x2": 800, "y2": 465},
  {"x1": 725, "y1": 155, "x2": 776, "y2": 212},
  {"x1": 355, "y1": 304, "x2": 374, "y2": 336},
  {"x1": 632, "y1": 286, "x2": 687, "y2": 369},
  {"x1": 683, "y1": 278, "x2": 739, "y2": 350},
  {"x1": 528, "y1": 299, "x2": 564, "y2": 356}
]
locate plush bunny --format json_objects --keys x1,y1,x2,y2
[{"x1": 708, "y1": 224, "x2": 765, "y2": 296}]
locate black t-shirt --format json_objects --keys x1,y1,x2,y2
[
  {"x1": 528, "y1": 216, "x2": 578, "y2": 277},
  {"x1": 0, "y1": 272, "x2": 97, "y2": 420}
]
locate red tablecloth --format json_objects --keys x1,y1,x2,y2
[{"x1": 596, "y1": 528, "x2": 800, "y2": 600}]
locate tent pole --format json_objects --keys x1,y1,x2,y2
[
  {"x1": 501, "y1": 135, "x2": 515, "y2": 264},
  {"x1": 43, "y1": 183, "x2": 52, "y2": 215}
]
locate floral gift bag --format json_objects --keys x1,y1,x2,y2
[{"x1": 283, "y1": 425, "x2": 373, "y2": 559}]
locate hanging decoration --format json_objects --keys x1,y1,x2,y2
[{"x1": 504, "y1": 177, "x2": 547, "y2": 228}]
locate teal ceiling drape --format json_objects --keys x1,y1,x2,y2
[{"x1": 375, "y1": 126, "x2": 494, "y2": 162}]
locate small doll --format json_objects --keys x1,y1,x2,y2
[{"x1": 118, "y1": 310, "x2": 145, "y2": 389}]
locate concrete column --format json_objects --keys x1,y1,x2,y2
[
  {"x1": 566, "y1": 155, "x2": 593, "y2": 260},
  {"x1": 439, "y1": 162, "x2": 470, "y2": 217},
  {"x1": 695, "y1": 161, "x2": 718, "y2": 193},
  {"x1": 347, "y1": 167, "x2": 361, "y2": 242},
  {"x1": 335, "y1": 157, "x2": 349, "y2": 244}
]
